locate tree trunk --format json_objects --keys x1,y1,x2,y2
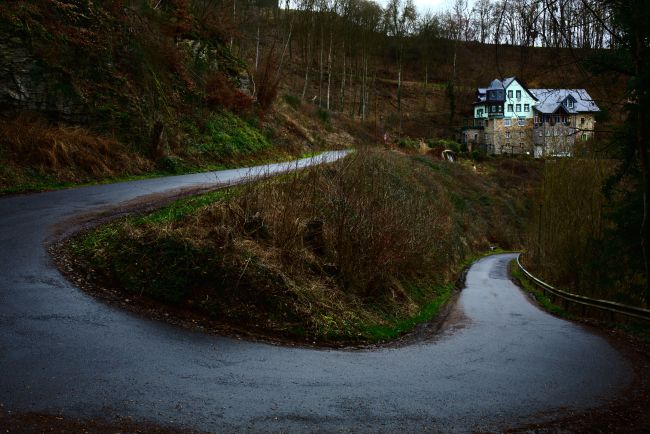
[
  {"x1": 302, "y1": 31, "x2": 311, "y2": 100},
  {"x1": 255, "y1": 20, "x2": 260, "y2": 72},
  {"x1": 318, "y1": 23, "x2": 324, "y2": 108},
  {"x1": 339, "y1": 41, "x2": 346, "y2": 112},
  {"x1": 326, "y1": 30, "x2": 332, "y2": 110}
]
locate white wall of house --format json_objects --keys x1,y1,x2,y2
[
  {"x1": 474, "y1": 104, "x2": 488, "y2": 119},
  {"x1": 504, "y1": 80, "x2": 536, "y2": 119}
]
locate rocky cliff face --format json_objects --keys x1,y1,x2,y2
[{"x1": 0, "y1": 28, "x2": 88, "y2": 121}]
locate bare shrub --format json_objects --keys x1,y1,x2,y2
[
  {"x1": 526, "y1": 158, "x2": 622, "y2": 300},
  {"x1": 254, "y1": 47, "x2": 281, "y2": 113},
  {"x1": 208, "y1": 150, "x2": 454, "y2": 298}
]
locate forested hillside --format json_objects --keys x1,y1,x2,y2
[{"x1": 0, "y1": 0, "x2": 627, "y2": 193}]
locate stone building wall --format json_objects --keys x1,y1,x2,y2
[
  {"x1": 575, "y1": 114, "x2": 597, "y2": 140},
  {"x1": 532, "y1": 114, "x2": 596, "y2": 156},
  {"x1": 484, "y1": 118, "x2": 534, "y2": 155}
]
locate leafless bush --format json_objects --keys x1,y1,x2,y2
[{"x1": 526, "y1": 157, "x2": 614, "y2": 297}]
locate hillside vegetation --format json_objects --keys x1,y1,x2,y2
[
  {"x1": 0, "y1": 1, "x2": 352, "y2": 192},
  {"x1": 67, "y1": 150, "x2": 541, "y2": 344},
  {"x1": 0, "y1": 1, "x2": 627, "y2": 193}
]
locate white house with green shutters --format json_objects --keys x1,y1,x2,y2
[
  {"x1": 462, "y1": 77, "x2": 600, "y2": 156},
  {"x1": 473, "y1": 77, "x2": 537, "y2": 122}
]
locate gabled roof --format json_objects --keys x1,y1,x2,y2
[
  {"x1": 505, "y1": 77, "x2": 539, "y2": 101},
  {"x1": 487, "y1": 79, "x2": 504, "y2": 90},
  {"x1": 474, "y1": 77, "x2": 539, "y2": 104},
  {"x1": 529, "y1": 89, "x2": 600, "y2": 114},
  {"x1": 502, "y1": 77, "x2": 516, "y2": 88}
]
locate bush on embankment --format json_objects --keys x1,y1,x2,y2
[{"x1": 68, "y1": 150, "x2": 540, "y2": 343}]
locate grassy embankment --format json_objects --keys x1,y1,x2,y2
[
  {"x1": 67, "y1": 150, "x2": 540, "y2": 344},
  {"x1": 509, "y1": 262, "x2": 572, "y2": 319}
]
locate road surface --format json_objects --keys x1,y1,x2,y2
[{"x1": 0, "y1": 153, "x2": 632, "y2": 432}]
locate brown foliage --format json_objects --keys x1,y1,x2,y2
[
  {"x1": 0, "y1": 114, "x2": 150, "y2": 182},
  {"x1": 205, "y1": 151, "x2": 457, "y2": 297},
  {"x1": 205, "y1": 73, "x2": 254, "y2": 114}
]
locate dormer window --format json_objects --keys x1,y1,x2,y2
[{"x1": 567, "y1": 99, "x2": 575, "y2": 109}]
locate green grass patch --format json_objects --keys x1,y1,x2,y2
[
  {"x1": 362, "y1": 283, "x2": 454, "y2": 341},
  {"x1": 191, "y1": 111, "x2": 271, "y2": 159},
  {"x1": 132, "y1": 189, "x2": 233, "y2": 226}
]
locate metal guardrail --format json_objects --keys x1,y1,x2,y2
[{"x1": 516, "y1": 253, "x2": 650, "y2": 324}]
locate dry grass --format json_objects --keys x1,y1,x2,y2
[{"x1": 0, "y1": 114, "x2": 151, "y2": 189}]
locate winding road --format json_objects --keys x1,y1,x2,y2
[{"x1": 0, "y1": 152, "x2": 632, "y2": 432}]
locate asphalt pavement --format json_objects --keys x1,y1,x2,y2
[{"x1": 0, "y1": 152, "x2": 632, "y2": 432}]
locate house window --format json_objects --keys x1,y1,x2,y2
[
  {"x1": 504, "y1": 119, "x2": 511, "y2": 127},
  {"x1": 538, "y1": 130, "x2": 543, "y2": 137},
  {"x1": 582, "y1": 134, "x2": 588, "y2": 141},
  {"x1": 516, "y1": 104, "x2": 521, "y2": 112},
  {"x1": 581, "y1": 117, "x2": 586, "y2": 125},
  {"x1": 477, "y1": 109, "x2": 483, "y2": 116},
  {"x1": 524, "y1": 104, "x2": 530, "y2": 112},
  {"x1": 546, "y1": 129, "x2": 551, "y2": 137},
  {"x1": 554, "y1": 115, "x2": 561, "y2": 123},
  {"x1": 508, "y1": 90, "x2": 513, "y2": 98},
  {"x1": 554, "y1": 129, "x2": 560, "y2": 136},
  {"x1": 505, "y1": 131, "x2": 511, "y2": 138},
  {"x1": 518, "y1": 119, "x2": 525, "y2": 126},
  {"x1": 534, "y1": 115, "x2": 539, "y2": 124},
  {"x1": 508, "y1": 104, "x2": 513, "y2": 112},
  {"x1": 516, "y1": 90, "x2": 521, "y2": 100}
]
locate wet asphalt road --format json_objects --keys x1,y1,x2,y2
[{"x1": 0, "y1": 152, "x2": 632, "y2": 432}]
